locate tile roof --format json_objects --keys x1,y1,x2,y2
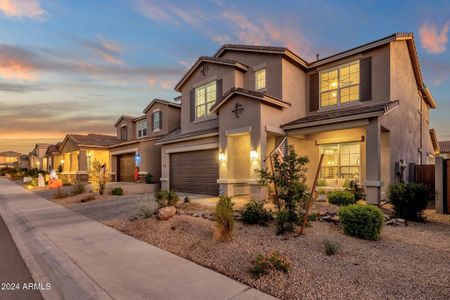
[
  {"x1": 438, "y1": 141, "x2": 450, "y2": 153},
  {"x1": 0, "y1": 151, "x2": 22, "y2": 157},
  {"x1": 210, "y1": 87, "x2": 290, "y2": 113},
  {"x1": 68, "y1": 134, "x2": 124, "y2": 147},
  {"x1": 282, "y1": 101, "x2": 399, "y2": 128},
  {"x1": 174, "y1": 56, "x2": 248, "y2": 92},
  {"x1": 143, "y1": 98, "x2": 181, "y2": 113},
  {"x1": 158, "y1": 126, "x2": 219, "y2": 144}
]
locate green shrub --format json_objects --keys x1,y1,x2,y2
[
  {"x1": 323, "y1": 237, "x2": 339, "y2": 256},
  {"x1": 297, "y1": 212, "x2": 319, "y2": 228},
  {"x1": 80, "y1": 194, "x2": 95, "y2": 202},
  {"x1": 241, "y1": 200, "x2": 272, "y2": 226},
  {"x1": 214, "y1": 196, "x2": 234, "y2": 241},
  {"x1": 154, "y1": 190, "x2": 179, "y2": 208},
  {"x1": 249, "y1": 252, "x2": 290, "y2": 278},
  {"x1": 328, "y1": 190, "x2": 356, "y2": 206},
  {"x1": 71, "y1": 182, "x2": 86, "y2": 195},
  {"x1": 53, "y1": 189, "x2": 68, "y2": 199},
  {"x1": 145, "y1": 173, "x2": 153, "y2": 184},
  {"x1": 387, "y1": 183, "x2": 434, "y2": 221},
  {"x1": 111, "y1": 187, "x2": 124, "y2": 196},
  {"x1": 137, "y1": 201, "x2": 155, "y2": 219},
  {"x1": 57, "y1": 165, "x2": 63, "y2": 173},
  {"x1": 275, "y1": 210, "x2": 295, "y2": 235},
  {"x1": 338, "y1": 204, "x2": 384, "y2": 240},
  {"x1": 316, "y1": 178, "x2": 326, "y2": 187}
]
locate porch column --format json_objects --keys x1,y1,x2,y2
[
  {"x1": 79, "y1": 150, "x2": 88, "y2": 172},
  {"x1": 365, "y1": 118, "x2": 382, "y2": 204}
]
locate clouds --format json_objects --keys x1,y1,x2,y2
[
  {"x1": 419, "y1": 21, "x2": 450, "y2": 54},
  {"x1": 0, "y1": 0, "x2": 46, "y2": 19},
  {"x1": 82, "y1": 38, "x2": 124, "y2": 65}
]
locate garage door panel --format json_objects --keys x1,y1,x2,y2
[{"x1": 170, "y1": 149, "x2": 219, "y2": 195}]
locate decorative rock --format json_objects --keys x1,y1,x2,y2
[
  {"x1": 158, "y1": 206, "x2": 177, "y2": 220},
  {"x1": 330, "y1": 216, "x2": 340, "y2": 224}
]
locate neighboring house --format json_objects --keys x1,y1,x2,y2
[
  {"x1": 44, "y1": 143, "x2": 63, "y2": 171},
  {"x1": 110, "y1": 98, "x2": 181, "y2": 182},
  {"x1": 438, "y1": 140, "x2": 450, "y2": 159},
  {"x1": 159, "y1": 32, "x2": 437, "y2": 205},
  {"x1": 19, "y1": 155, "x2": 30, "y2": 169},
  {"x1": 28, "y1": 144, "x2": 51, "y2": 170},
  {"x1": 0, "y1": 151, "x2": 22, "y2": 168},
  {"x1": 59, "y1": 134, "x2": 123, "y2": 182}
]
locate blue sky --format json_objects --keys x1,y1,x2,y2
[{"x1": 0, "y1": 0, "x2": 449, "y2": 153}]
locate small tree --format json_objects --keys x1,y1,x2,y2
[
  {"x1": 89, "y1": 159, "x2": 109, "y2": 195},
  {"x1": 257, "y1": 147, "x2": 309, "y2": 234}
]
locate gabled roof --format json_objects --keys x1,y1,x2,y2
[
  {"x1": 438, "y1": 140, "x2": 450, "y2": 153},
  {"x1": 113, "y1": 115, "x2": 135, "y2": 128},
  {"x1": 429, "y1": 129, "x2": 439, "y2": 153},
  {"x1": 282, "y1": 101, "x2": 399, "y2": 130},
  {"x1": 45, "y1": 144, "x2": 61, "y2": 156},
  {"x1": 0, "y1": 151, "x2": 22, "y2": 157},
  {"x1": 174, "y1": 56, "x2": 249, "y2": 92},
  {"x1": 60, "y1": 134, "x2": 124, "y2": 151},
  {"x1": 143, "y1": 98, "x2": 181, "y2": 114},
  {"x1": 210, "y1": 87, "x2": 291, "y2": 113}
]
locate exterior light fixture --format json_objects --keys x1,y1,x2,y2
[
  {"x1": 60, "y1": 159, "x2": 64, "y2": 164},
  {"x1": 87, "y1": 152, "x2": 92, "y2": 157},
  {"x1": 250, "y1": 149, "x2": 258, "y2": 160},
  {"x1": 219, "y1": 152, "x2": 226, "y2": 161}
]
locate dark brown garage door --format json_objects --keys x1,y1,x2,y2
[
  {"x1": 118, "y1": 153, "x2": 135, "y2": 182},
  {"x1": 170, "y1": 149, "x2": 219, "y2": 195}
]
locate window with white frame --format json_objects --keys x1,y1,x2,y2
[
  {"x1": 320, "y1": 142, "x2": 360, "y2": 182},
  {"x1": 137, "y1": 120, "x2": 147, "y2": 138},
  {"x1": 320, "y1": 60, "x2": 359, "y2": 108},
  {"x1": 152, "y1": 111, "x2": 161, "y2": 131},
  {"x1": 195, "y1": 81, "x2": 216, "y2": 119},
  {"x1": 255, "y1": 68, "x2": 266, "y2": 90}
]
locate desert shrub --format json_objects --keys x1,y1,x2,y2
[
  {"x1": 71, "y1": 182, "x2": 86, "y2": 195},
  {"x1": 145, "y1": 173, "x2": 153, "y2": 184},
  {"x1": 53, "y1": 189, "x2": 68, "y2": 199},
  {"x1": 80, "y1": 194, "x2": 95, "y2": 202},
  {"x1": 297, "y1": 212, "x2": 319, "y2": 228},
  {"x1": 316, "y1": 178, "x2": 326, "y2": 187},
  {"x1": 275, "y1": 210, "x2": 295, "y2": 235},
  {"x1": 323, "y1": 237, "x2": 340, "y2": 256},
  {"x1": 328, "y1": 190, "x2": 356, "y2": 206},
  {"x1": 154, "y1": 190, "x2": 179, "y2": 208},
  {"x1": 241, "y1": 200, "x2": 272, "y2": 226},
  {"x1": 338, "y1": 204, "x2": 384, "y2": 240},
  {"x1": 89, "y1": 159, "x2": 109, "y2": 195},
  {"x1": 249, "y1": 252, "x2": 290, "y2": 278},
  {"x1": 387, "y1": 183, "x2": 434, "y2": 221},
  {"x1": 137, "y1": 201, "x2": 155, "y2": 219},
  {"x1": 111, "y1": 187, "x2": 124, "y2": 196},
  {"x1": 214, "y1": 196, "x2": 234, "y2": 241}
]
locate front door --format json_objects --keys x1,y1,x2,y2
[{"x1": 118, "y1": 153, "x2": 135, "y2": 182}]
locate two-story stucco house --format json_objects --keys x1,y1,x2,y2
[
  {"x1": 159, "y1": 33, "x2": 437, "y2": 205},
  {"x1": 110, "y1": 98, "x2": 181, "y2": 182}
]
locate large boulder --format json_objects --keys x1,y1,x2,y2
[{"x1": 158, "y1": 206, "x2": 177, "y2": 220}]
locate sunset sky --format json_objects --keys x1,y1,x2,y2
[{"x1": 0, "y1": 0, "x2": 449, "y2": 154}]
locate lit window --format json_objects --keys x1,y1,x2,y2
[
  {"x1": 320, "y1": 61, "x2": 359, "y2": 107},
  {"x1": 153, "y1": 111, "x2": 161, "y2": 131},
  {"x1": 320, "y1": 142, "x2": 360, "y2": 182},
  {"x1": 137, "y1": 120, "x2": 147, "y2": 138},
  {"x1": 195, "y1": 81, "x2": 216, "y2": 119},
  {"x1": 255, "y1": 68, "x2": 266, "y2": 90}
]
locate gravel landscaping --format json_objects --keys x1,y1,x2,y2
[{"x1": 104, "y1": 209, "x2": 450, "y2": 299}]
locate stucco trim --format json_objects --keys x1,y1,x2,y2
[
  {"x1": 217, "y1": 179, "x2": 249, "y2": 184},
  {"x1": 157, "y1": 132, "x2": 219, "y2": 145},
  {"x1": 110, "y1": 148, "x2": 138, "y2": 156},
  {"x1": 252, "y1": 62, "x2": 267, "y2": 71},
  {"x1": 286, "y1": 119, "x2": 370, "y2": 136},
  {"x1": 225, "y1": 126, "x2": 252, "y2": 136},
  {"x1": 192, "y1": 76, "x2": 218, "y2": 88},
  {"x1": 315, "y1": 135, "x2": 365, "y2": 145},
  {"x1": 164, "y1": 143, "x2": 219, "y2": 154},
  {"x1": 265, "y1": 125, "x2": 285, "y2": 135},
  {"x1": 365, "y1": 180, "x2": 384, "y2": 187}
]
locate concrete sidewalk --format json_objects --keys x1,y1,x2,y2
[{"x1": 0, "y1": 178, "x2": 275, "y2": 300}]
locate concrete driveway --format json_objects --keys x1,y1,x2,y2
[{"x1": 0, "y1": 177, "x2": 275, "y2": 300}]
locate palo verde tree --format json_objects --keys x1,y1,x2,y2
[{"x1": 257, "y1": 146, "x2": 309, "y2": 234}]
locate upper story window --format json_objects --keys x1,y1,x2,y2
[
  {"x1": 255, "y1": 68, "x2": 266, "y2": 90},
  {"x1": 152, "y1": 111, "x2": 161, "y2": 131},
  {"x1": 137, "y1": 120, "x2": 147, "y2": 138},
  {"x1": 120, "y1": 126, "x2": 127, "y2": 140},
  {"x1": 320, "y1": 61, "x2": 359, "y2": 108},
  {"x1": 195, "y1": 81, "x2": 216, "y2": 119}
]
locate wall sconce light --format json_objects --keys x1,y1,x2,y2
[
  {"x1": 60, "y1": 159, "x2": 64, "y2": 164},
  {"x1": 87, "y1": 152, "x2": 92, "y2": 157},
  {"x1": 219, "y1": 152, "x2": 226, "y2": 162},
  {"x1": 250, "y1": 149, "x2": 258, "y2": 160}
]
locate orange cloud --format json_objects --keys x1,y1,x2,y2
[
  {"x1": 0, "y1": 60, "x2": 36, "y2": 80},
  {"x1": 419, "y1": 21, "x2": 450, "y2": 54},
  {"x1": 0, "y1": 0, "x2": 46, "y2": 19}
]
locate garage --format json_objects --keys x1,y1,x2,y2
[
  {"x1": 170, "y1": 149, "x2": 219, "y2": 195},
  {"x1": 117, "y1": 153, "x2": 135, "y2": 182}
]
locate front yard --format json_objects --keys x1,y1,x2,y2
[{"x1": 104, "y1": 209, "x2": 450, "y2": 299}]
